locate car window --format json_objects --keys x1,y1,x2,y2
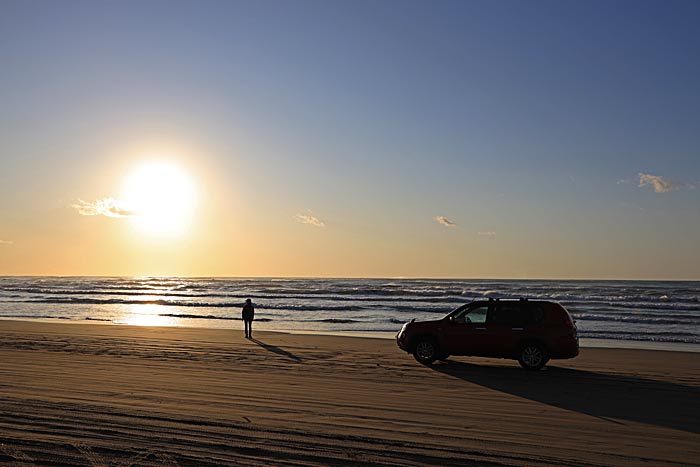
[
  {"x1": 490, "y1": 302, "x2": 545, "y2": 326},
  {"x1": 491, "y1": 303, "x2": 523, "y2": 326},
  {"x1": 527, "y1": 304, "x2": 545, "y2": 324},
  {"x1": 454, "y1": 305, "x2": 488, "y2": 324}
]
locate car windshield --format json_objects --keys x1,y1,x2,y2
[
  {"x1": 448, "y1": 304, "x2": 468, "y2": 317},
  {"x1": 450, "y1": 304, "x2": 489, "y2": 324}
]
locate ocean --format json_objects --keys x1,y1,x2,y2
[{"x1": 1, "y1": 277, "x2": 699, "y2": 349}]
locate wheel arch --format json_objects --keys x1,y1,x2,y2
[
  {"x1": 517, "y1": 338, "x2": 550, "y2": 356},
  {"x1": 408, "y1": 333, "x2": 440, "y2": 353}
]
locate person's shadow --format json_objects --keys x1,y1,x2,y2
[
  {"x1": 249, "y1": 337, "x2": 303, "y2": 363},
  {"x1": 431, "y1": 360, "x2": 700, "y2": 434}
]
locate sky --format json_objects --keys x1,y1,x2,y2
[{"x1": 1, "y1": 0, "x2": 699, "y2": 279}]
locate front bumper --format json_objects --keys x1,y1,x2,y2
[{"x1": 396, "y1": 324, "x2": 409, "y2": 351}]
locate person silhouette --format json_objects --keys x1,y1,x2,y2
[{"x1": 242, "y1": 298, "x2": 255, "y2": 338}]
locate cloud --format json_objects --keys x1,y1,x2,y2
[
  {"x1": 0, "y1": 239, "x2": 13, "y2": 245},
  {"x1": 435, "y1": 216, "x2": 456, "y2": 227},
  {"x1": 72, "y1": 198, "x2": 136, "y2": 218},
  {"x1": 478, "y1": 231, "x2": 497, "y2": 239},
  {"x1": 295, "y1": 213, "x2": 325, "y2": 227},
  {"x1": 638, "y1": 173, "x2": 685, "y2": 193}
]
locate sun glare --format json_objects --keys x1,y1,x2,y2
[{"x1": 122, "y1": 161, "x2": 196, "y2": 236}]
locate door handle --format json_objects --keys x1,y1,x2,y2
[
  {"x1": 475, "y1": 327, "x2": 487, "y2": 331},
  {"x1": 512, "y1": 327, "x2": 524, "y2": 331}
]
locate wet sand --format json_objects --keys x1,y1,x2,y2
[{"x1": 0, "y1": 320, "x2": 698, "y2": 466}]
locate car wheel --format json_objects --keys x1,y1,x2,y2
[
  {"x1": 518, "y1": 343, "x2": 548, "y2": 370},
  {"x1": 413, "y1": 338, "x2": 438, "y2": 365}
]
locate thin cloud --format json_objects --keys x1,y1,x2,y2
[
  {"x1": 72, "y1": 198, "x2": 136, "y2": 218},
  {"x1": 618, "y1": 201, "x2": 645, "y2": 212},
  {"x1": 435, "y1": 216, "x2": 456, "y2": 227},
  {"x1": 0, "y1": 239, "x2": 13, "y2": 245},
  {"x1": 295, "y1": 213, "x2": 325, "y2": 227},
  {"x1": 478, "y1": 231, "x2": 497, "y2": 239},
  {"x1": 638, "y1": 173, "x2": 685, "y2": 193}
]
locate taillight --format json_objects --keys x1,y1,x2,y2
[
  {"x1": 559, "y1": 305, "x2": 575, "y2": 328},
  {"x1": 563, "y1": 314, "x2": 572, "y2": 327}
]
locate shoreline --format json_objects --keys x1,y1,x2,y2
[{"x1": 1, "y1": 316, "x2": 699, "y2": 353}]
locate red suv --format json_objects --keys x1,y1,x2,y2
[{"x1": 396, "y1": 299, "x2": 579, "y2": 370}]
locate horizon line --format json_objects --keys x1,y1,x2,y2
[{"x1": 1, "y1": 274, "x2": 698, "y2": 282}]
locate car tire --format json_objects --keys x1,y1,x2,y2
[
  {"x1": 413, "y1": 338, "x2": 438, "y2": 365},
  {"x1": 518, "y1": 343, "x2": 548, "y2": 370}
]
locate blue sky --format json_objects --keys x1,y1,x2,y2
[{"x1": 1, "y1": 0, "x2": 698, "y2": 278}]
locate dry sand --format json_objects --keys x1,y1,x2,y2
[{"x1": 0, "y1": 320, "x2": 698, "y2": 466}]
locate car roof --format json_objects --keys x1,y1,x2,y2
[{"x1": 471, "y1": 298, "x2": 554, "y2": 304}]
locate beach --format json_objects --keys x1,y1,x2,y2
[{"x1": 0, "y1": 320, "x2": 698, "y2": 466}]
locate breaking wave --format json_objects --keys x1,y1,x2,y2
[{"x1": 1, "y1": 276, "x2": 699, "y2": 345}]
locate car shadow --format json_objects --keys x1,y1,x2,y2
[
  {"x1": 249, "y1": 337, "x2": 303, "y2": 363},
  {"x1": 431, "y1": 360, "x2": 700, "y2": 434}
]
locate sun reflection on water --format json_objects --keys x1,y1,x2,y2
[{"x1": 118, "y1": 304, "x2": 180, "y2": 327}]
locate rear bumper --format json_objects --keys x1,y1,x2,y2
[{"x1": 550, "y1": 335, "x2": 579, "y2": 359}]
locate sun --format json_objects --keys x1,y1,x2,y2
[{"x1": 121, "y1": 161, "x2": 197, "y2": 236}]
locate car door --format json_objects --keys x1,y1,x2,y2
[
  {"x1": 520, "y1": 302, "x2": 546, "y2": 340},
  {"x1": 442, "y1": 302, "x2": 493, "y2": 356},
  {"x1": 487, "y1": 302, "x2": 525, "y2": 356}
]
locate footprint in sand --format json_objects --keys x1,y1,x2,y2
[
  {"x1": 153, "y1": 452, "x2": 179, "y2": 467},
  {"x1": 0, "y1": 443, "x2": 37, "y2": 467},
  {"x1": 74, "y1": 444, "x2": 108, "y2": 467},
  {"x1": 74, "y1": 443, "x2": 180, "y2": 467}
]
